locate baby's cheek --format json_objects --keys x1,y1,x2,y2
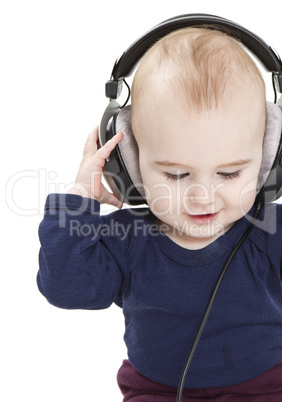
[
  {"x1": 236, "y1": 178, "x2": 258, "y2": 216},
  {"x1": 147, "y1": 187, "x2": 175, "y2": 217},
  {"x1": 239, "y1": 190, "x2": 257, "y2": 216}
]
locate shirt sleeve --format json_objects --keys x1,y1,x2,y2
[{"x1": 37, "y1": 193, "x2": 129, "y2": 310}]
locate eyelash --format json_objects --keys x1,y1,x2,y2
[
  {"x1": 163, "y1": 172, "x2": 190, "y2": 181},
  {"x1": 218, "y1": 170, "x2": 241, "y2": 180},
  {"x1": 163, "y1": 170, "x2": 241, "y2": 181}
]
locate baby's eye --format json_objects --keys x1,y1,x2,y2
[
  {"x1": 217, "y1": 170, "x2": 241, "y2": 180},
  {"x1": 163, "y1": 172, "x2": 190, "y2": 181}
]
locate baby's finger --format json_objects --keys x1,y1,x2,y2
[
  {"x1": 106, "y1": 192, "x2": 123, "y2": 209},
  {"x1": 93, "y1": 132, "x2": 124, "y2": 167},
  {"x1": 91, "y1": 170, "x2": 103, "y2": 198},
  {"x1": 103, "y1": 131, "x2": 124, "y2": 150},
  {"x1": 83, "y1": 126, "x2": 99, "y2": 159}
]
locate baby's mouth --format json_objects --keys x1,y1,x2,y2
[{"x1": 188, "y1": 212, "x2": 219, "y2": 224}]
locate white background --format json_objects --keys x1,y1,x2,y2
[{"x1": 1, "y1": 0, "x2": 281, "y2": 401}]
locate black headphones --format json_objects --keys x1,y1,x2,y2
[{"x1": 99, "y1": 13, "x2": 282, "y2": 206}]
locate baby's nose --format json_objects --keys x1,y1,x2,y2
[{"x1": 185, "y1": 182, "x2": 217, "y2": 205}]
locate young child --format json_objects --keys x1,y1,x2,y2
[{"x1": 37, "y1": 27, "x2": 282, "y2": 400}]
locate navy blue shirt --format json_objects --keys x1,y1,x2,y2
[{"x1": 37, "y1": 194, "x2": 282, "y2": 388}]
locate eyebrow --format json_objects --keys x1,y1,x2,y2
[{"x1": 155, "y1": 159, "x2": 252, "y2": 169}]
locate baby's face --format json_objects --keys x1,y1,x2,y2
[{"x1": 134, "y1": 88, "x2": 265, "y2": 249}]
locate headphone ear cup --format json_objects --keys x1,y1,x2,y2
[
  {"x1": 257, "y1": 102, "x2": 282, "y2": 195},
  {"x1": 99, "y1": 100, "x2": 146, "y2": 205},
  {"x1": 115, "y1": 105, "x2": 146, "y2": 199}
]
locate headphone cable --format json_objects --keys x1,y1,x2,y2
[
  {"x1": 176, "y1": 201, "x2": 263, "y2": 402},
  {"x1": 121, "y1": 79, "x2": 131, "y2": 109}
]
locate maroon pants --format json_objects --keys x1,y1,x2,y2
[{"x1": 117, "y1": 359, "x2": 282, "y2": 401}]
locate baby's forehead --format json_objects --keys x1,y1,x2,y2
[{"x1": 134, "y1": 78, "x2": 266, "y2": 159}]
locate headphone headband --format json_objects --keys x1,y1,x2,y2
[{"x1": 108, "y1": 13, "x2": 282, "y2": 98}]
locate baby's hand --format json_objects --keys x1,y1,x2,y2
[{"x1": 68, "y1": 127, "x2": 124, "y2": 209}]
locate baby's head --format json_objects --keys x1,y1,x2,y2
[{"x1": 131, "y1": 27, "x2": 266, "y2": 249}]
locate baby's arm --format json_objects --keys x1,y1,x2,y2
[{"x1": 37, "y1": 127, "x2": 128, "y2": 310}]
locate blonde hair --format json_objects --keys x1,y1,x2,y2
[{"x1": 131, "y1": 27, "x2": 265, "y2": 124}]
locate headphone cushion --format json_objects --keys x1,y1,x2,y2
[
  {"x1": 116, "y1": 106, "x2": 146, "y2": 198},
  {"x1": 257, "y1": 102, "x2": 282, "y2": 191},
  {"x1": 116, "y1": 102, "x2": 282, "y2": 197}
]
